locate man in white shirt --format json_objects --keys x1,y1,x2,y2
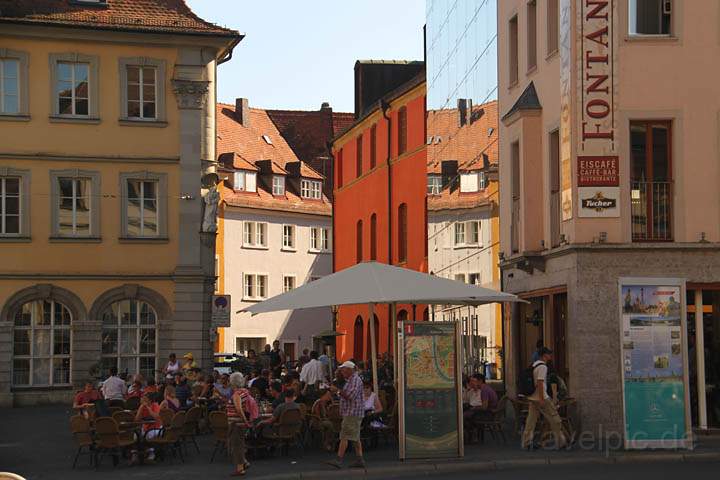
[
  {"x1": 300, "y1": 351, "x2": 327, "y2": 390},
  {"x1": 521, "y1": 347, "x2": 566, "y2": 450},
  {"x1": 101, "y1": 366, "x2": 127, "y2": 401}
]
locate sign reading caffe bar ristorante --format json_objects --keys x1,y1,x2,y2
[{"x1": 578, "y1": 155, "x2": 619, "y2": 186}]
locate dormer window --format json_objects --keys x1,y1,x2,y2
[
  {"x1": 460, "y1": 172, "x2": 479, "y2": 193},
  {"x1": 272, "y1": 175, "x2": 285, "y2": 196},
  {"x1": 427, "y1": 175, "x2": 442, "y2": 195},
  {"x1": 234, "y1": 171, "x2": 257, "y2": 193},
  {"x1": 301, "y1": 179, "x2": 322, "y2": 200}
]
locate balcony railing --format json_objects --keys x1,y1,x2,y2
[{"x1": 631, "y1": 181, "x2": 673, "y2": 241}]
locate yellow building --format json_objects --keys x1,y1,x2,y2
[{"x1": 0, "y1": 0, "x2": 241, "y2": 406}]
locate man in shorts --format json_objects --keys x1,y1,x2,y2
[{"x1": 326, "y1": 361, "x2": 365, "y2": 469}]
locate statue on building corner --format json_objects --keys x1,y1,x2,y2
[{"x1": 202, "y1": 183, "x2": 220, "y2": 233}]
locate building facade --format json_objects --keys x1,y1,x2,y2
[
  {"x1": 0, "y1": 0, "x2": 240, "y2": 406},
  {"x1": 499, "y1": 0, "x2": 720, "y2": 437},
  {"x1": 425, "y1": 0, "x2": 502, "y2": 377},
  {"x1": 215, "y1": 100, "x2": 336, "y2": 359},
  {"x1": 332, "y1": 61, "x2": 427, "y2": 362}
]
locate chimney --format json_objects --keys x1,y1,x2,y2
[
  {"x1": 320, "y1": 102, "x2": 331, "y2": 111},
  {"x1": 235, "y1": 98, "x2": 250, "y2": 127}
]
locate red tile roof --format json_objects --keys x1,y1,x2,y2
[
  {"x1": 427, "y1": 100, "x2": 498, "y2": 174},
  {"x1": 217, "y1": 152, "x2": 257, "y2": 171},
  {"x1": 217, "y1": 103, "x2": 331, "y2": 216},
  {"x1": 427, "y1": 189, "x2": 492, "y2": 212},
  {"x1": 0, "y1": 0, "x2": 240, "y2": 37}
]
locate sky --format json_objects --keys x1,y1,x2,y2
[{"x1": 186, "y1": 0, "x2": 426, "y2": 113}]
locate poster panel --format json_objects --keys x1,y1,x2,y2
[
  {"x1": 212, "y1": 295, "x2": 231, "y2": 328},
  {"x1": 578, "y1": 187, "x2": 620, "y2": 217},
  {"x1": 399, "y1": 321, "x2": 462, "y2": 459},
  {"x1": 619, "y1": 278, "x2": 692, "y2": 449}
]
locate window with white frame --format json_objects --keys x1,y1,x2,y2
[
  {"x1": 454, "y1": 222, "x2": 465, "y2": 246},
  {"x1": 101, "y1": 300, "x2": 157, "y2": 380},
  {"x1": 243, "y1": 221, "x2": 267, "y2": 248},
  {"x1": 454, "y1": 221, "x2": 480, "y2": 246},
  {"x1": 629, "y1": 0, "x2": 671, "y2": 36},
  {"x1": 126, "y1": 65, "x2": 157, "y2": 119},
  {"x1": 126, "y1": 179, "x2": 158, "y2": 237},
  {"x1": 460, "y1": 172, "x2": 479, "y2": 193},
  {"x1": 301, "y1": 179, "x2": 322, "y2": 199},
  {"x1": 283, "y1": 275, "x2": 296, "y2": 292},
  {"x1": 234, "y1": 171, "x2": 257, "y2": 192},
  {"x1": 468, "y1": 273, "x2": 481, "y2": 285},
  {"x1": 454, "y1": 273, "x2": 466, "y2": 283},
  {"x1": 13, "y1": 300, "x2": 72, "y2": 386},
  {"x1": 56, "y1": 62, "x2": 90, "y2": 116},
  {"x1": 479, "y1": 171, "x2": 488, "y2": 190},
  {"x1": 57, "y1": 177, "x2": 91, "y2": 236},
  {"x1": 272, "y1": 175, "x2": 285, "y2": 196},
  {"x1": 0, "y1": 58, "x2": 19, "y2": 114},
  {"x1": 310, "y1": 227, "x2": 331, "y2": 251},
  {"x1": 0, "y1": 176, "x2": 20, "y2": 235},
  {"x1": 243, "y1": 274, "x2": 268, "y2": 300},
  {"x1": 427, "y1": 175, "x2": 442, "y2": 195},
  {"x1": 282, "y1": 224, "x2": 296, "y2": 249}
]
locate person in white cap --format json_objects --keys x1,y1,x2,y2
[{"x1": 326, "y1": 360, "x2": 365, "y2": 469}]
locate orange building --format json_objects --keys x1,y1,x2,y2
[{"x1": 332, "y1": 61, "x2": 427, "y2": 362}]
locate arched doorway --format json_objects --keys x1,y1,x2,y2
[{"x1": 353, "y1": 315, "x2": 364, "y2": 360}]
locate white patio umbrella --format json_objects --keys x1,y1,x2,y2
[{"x1": 239, "y1": 261, "x2": 523, "y2": 393}]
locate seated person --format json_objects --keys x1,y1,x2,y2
[
  {"x1": 269, "y1": 381, "x2": 285, "y2": 409},
  {"x1": 462, "y1": 373, "x2": 498, "y2": 423},
  {"x1": 256, "y1": 388, "x2": 300, "y2": 439},
  {"x1": 126, "y1": 380, "x2": 143, "y2": 399},
  {"x1": 252, "y1": 369, "x2": 271, "y2": 399},
  {"x1": 133, "y1": 392, "x2": 162, "y2": 463},
  {"x1": 73, "y1": 381, "x2": 102, "y2": 418},
  {"x1": 143, "y1": 378, "x2": 159, "y2": 395},
  {"x1": 311, "y1": 388, "x2": 336, "y2": 451},
  {"x1": 173, "y1": 372, "x2": 192, "y2": 409},
  {"x1": 213, "y1": 373, "x2": 233, "y2": 402}
]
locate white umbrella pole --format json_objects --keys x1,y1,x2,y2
[
  {"x1": 368, "y1": 302, "x2": 379, "y2": 395},
  {"x1": 391, "y1": 302, "x2": 397, "y2": 384}
]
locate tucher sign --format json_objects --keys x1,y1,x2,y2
[{"x1": 578, "y1": 187, "x2": 619, "y2": 217}]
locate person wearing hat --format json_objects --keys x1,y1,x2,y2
[
  {"x1": 182, "y1": 352, "x2": 198, "y2": 382},
  {"x1": 326, "y1": 360, "x2": 365, "y2": 469},
  {"x1": 521, "y1": 347, "x2": 567, "y2": 450}
]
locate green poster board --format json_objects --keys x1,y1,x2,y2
[
  {"x1": 398, "y1": 321, "x2": 463, "y2": 459},
  {"x1": 619, "y1": 278, "x2": 693, "y2": 449}
]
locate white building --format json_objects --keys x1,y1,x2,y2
[{"x1": 215, "y1": 100, "x2": 333, "y2": 360}]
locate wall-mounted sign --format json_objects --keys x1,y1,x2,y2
[
  {"x1": 212, "y1": 294, "x2": 231, "y2": 328},
  {"x1": 559, "y1": 0, "x2": 573, "y2": 220},
  {"x1": 578, "y1": 155, "x2": 619, "y2": 186},
  {"x1": 578, "y1": 187, "x2": 619, "y2": 217},
  {"x1": 578, "y1": 0, "x2": 616, "y2": 153},
  {"x1": 618, "y1": 278, "x2": 692, "y2": 449}
]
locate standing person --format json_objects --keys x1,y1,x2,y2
[
  {"x1": 298, "y1": 348, "x2": 311, "y2": 366},
  {"x1": 227, "y1": 372, "x2": 255, "y2": 477},
  {"x1": 181, "y1": 353, "x2": 198, "y2": 382},
  {"x1": 164, "y1": 353, "x2": 181, "y2": 380},
  {"x1": 521, "y1": 347, "x2": 567, "y2": 450},
  {"x1": 101, "y1": 366, "x2": 126, "y2": 401},
  {"x1": 318, "y1": 348, "x2": 333, "y2": 381},
  {"x1": 300, "y1": 351, "x2": 327, "y2": 397},
  {"x1": 270, "y1": 340, "x2": 286, "y2": 376},
  {"x1": 530, "y1": 339, "x2": 544, "y2": 363},
  {"x1": 259, "y1": 344, "x2": 273, "y2": 369},
  {"x1": 326, "y1": 361, "x2": 365, "y2": 469}
]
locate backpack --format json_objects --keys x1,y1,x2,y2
[{"x1": 517, "y1": 362, "x2": 545, "y2": 396}]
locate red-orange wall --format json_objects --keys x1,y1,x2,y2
[{"x1": 332, "y1": 84, "x2": 428, "y2": 362}]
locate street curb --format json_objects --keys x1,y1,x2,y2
[{"x1": 251, "y1": 451, "x2": 720, "y2": 480}]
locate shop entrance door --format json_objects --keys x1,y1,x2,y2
[{"x1": 686, "y1": 288, "x2": 720, "y2": 430}]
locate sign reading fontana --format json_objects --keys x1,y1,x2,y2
[{"x1": 577, "y1": 1, "x2": 619, "y2": 217}]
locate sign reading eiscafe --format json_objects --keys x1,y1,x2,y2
[
  {"x1": 580, "y1": 0, "x2": 615, "y2": 151},
  {"x1": 578, "y1": 155, "x2": 618, "y2": 186}
]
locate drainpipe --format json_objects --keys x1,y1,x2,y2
[{"x1": 381, "y1": 100, "x2": 392, "y2": 266}]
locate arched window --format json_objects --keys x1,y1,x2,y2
[
  {"x1": 13, "y1": 300, "x2": 72, "y2": 386},
  {"x1": 366, "y1": 314, "x2": 379, "y2": 360},
  {"x1": 370, "y1": 213, "x2": 377, "y2": 261},
  {"x1": 101, "y1": 299, "x2": 157, "y2": 379},
  {"x1": 356, "y1": 219, "x2": 363, "y2": 263},
  {"x1": 397, "y1": 309, "x2": 408, "y2": 322},
  {"x1": 353, "y1": 316, "x2": 364, "y2": 360},
  {"x1": 398, "y1": 203, "x2": 408, "y2": 262}
]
